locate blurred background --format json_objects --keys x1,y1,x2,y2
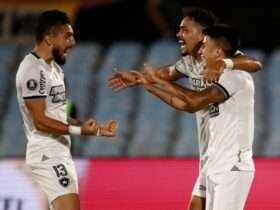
[{"x1": 0, "y1": 0, "x2": 279, "y2": 210}]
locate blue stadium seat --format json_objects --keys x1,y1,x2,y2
[
  {"x1": 64, "y1": 43, "x2": 102, "y2": 120},
  {"x1": 128, "y1": 39, "x2": 181, "y2": 156},
  {"x1": 173, "y1": 113, "x2": 198, "y2": 156},
  {"x1": 0, "y1": 44, "x2": 18, "y2": 135},
  {"x1": 242, "y1": 49, "x2": 266, "y2": 156},
  {"x1": 83, "y1": 42, "x2": 143, "y2": 157},
  {"x1": 263, "y1": 49, "x2": 280, "y2": 156},
  {"x1": 0, "y1": 91, "x2": 26, "y2": 157}
]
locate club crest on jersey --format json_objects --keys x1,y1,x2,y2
[
  {"x1": 50, "y1": 85, "x2": 66, "y2": 103},
  {"x1": 209, "y1": 103, "x2": 220, "y2": 117},
  {"x1": 59, "y1": 177, "x2": 70, "y2": 187},
  {"x1": 26, "y1": 79, "x2": 38, "y2": 90}
]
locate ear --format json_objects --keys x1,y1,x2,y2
[
  {"x1": 215, "y1": 47, "x2": 224, "y2": 57},
  {"x1": 44, "y1": 35, "x2": 53, "y2": 46}
]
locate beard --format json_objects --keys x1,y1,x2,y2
[{"x1": 52, "y1": 47, "x2": 66, "y2": 65}]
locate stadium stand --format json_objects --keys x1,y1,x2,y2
[
  {"x1": 83, "y1": 42, "x2": 144, "y2": 157},
  {"x1": 0, "y1": 41, "x2": 278, "y2": 157},
  {"x1": 127, "y1": 39, "x2": 181, "y2": 156},
  {"x1": 263, "y1": 49, "x2": 280, "y2": 156}
]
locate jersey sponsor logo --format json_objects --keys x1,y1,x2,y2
[
  {"x1": 26, "y1": 79, "x2": 38, "y2": 90},
  {"x1": 49, "y1": 85, "x2": 66, "y2": 103},
  {"x1": 39, "y1": 70, "x2": 46, "y2": 94},
  {"x1": 209, "y1": 103, "x2": 220, "y2": 117},
  {"x1": 191, "y1": 78, "x2": 206, "y2": 90}
]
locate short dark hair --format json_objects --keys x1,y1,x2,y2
[
  {"x1": 36, "y1": 10, "x2": 70, "y2": 42},
  {"x1": 203, "y1": 24, "x2": 240, "y2": 56},
  {"x1": 182, "y1": 7, "x2": 218, "y2": 28}
]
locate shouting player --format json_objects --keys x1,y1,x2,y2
[
  {"x1": 108, "y1": 8, "x2": 261, "y2": 210},
  {"x1": 16, "y1": 10, "x2": 118, "y2": 210}
]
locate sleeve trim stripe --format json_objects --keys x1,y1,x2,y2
[
  {"x1": 23, "y1": 95, "x2": 46, "y2": 100},
  {"x1": 31, "y1": 52, "x2": 40, "y2": 59},
  {"x1": 213, "y1": 83, "x2": 230, "y2": 99}
]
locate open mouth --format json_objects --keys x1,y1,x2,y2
[
  {"x1": 178, "y1": 40, "x2": 186, "y2": 50},
  {"x1": 63, "y1": 48, "x2": 70, "y2": 56}
]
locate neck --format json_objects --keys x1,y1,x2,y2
[
  {"x1": 33, "y1": 44, "x2": 53, "y2": 64},
  {"x1": 190, "y1": 41, "x2": 203, "y2": 62},
  {"x1": 192, "y1": 50, "x2": 201, "y2": 62}
]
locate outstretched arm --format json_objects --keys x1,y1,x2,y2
[
  {"x1": 145, "y1": 84, "x2": 225, "y2": 113},
  {"x1": 133, "y1": 71, "x2": 226, "y2": 113},
  {"x1": 107, "y1": 64, "x2": 183, "y2": 91}
]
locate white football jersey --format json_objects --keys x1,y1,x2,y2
[
  {"x1": 174, "y1": 55, "x2": 255, "y2": 175},
  {"x1": 16, "y1": 52, "x2": 71, "y2": 164}
]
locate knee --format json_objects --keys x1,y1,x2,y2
[
  {"x1": 52, "y1": 193, "x2": 80, "y2": 210},
  {"x1": 188, "y1": 195, "x2": 205, "y2": 210}
]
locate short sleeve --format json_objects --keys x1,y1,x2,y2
[
  {"x1": 174, "y1": 56, "x2": 193, "y2": 77},
  {"x1": 20, "y1": 68, "x2": 49, "y2": 99},
  {"x1": 214, "y1": 71, "x2": 244, "y2": 100}
]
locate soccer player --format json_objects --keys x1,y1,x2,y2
[
  {"x1": 108, "y1": 8, "x2": 261, "y2": 91},
  {"x1": 107, "y1": 8, "x2": 261, "y2": 210},
  {"x1": 133, "y1": 24, "x2": 255, "y2": 210},
  {"x1": 16, "y1": 10, "x2": 118, "y2": 210}
]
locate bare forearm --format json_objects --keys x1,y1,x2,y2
[
  {"x1": 144, "y1": 84, "x2": 189, "y2": 111},
  {"x1": 149, "y1": 80, "x2": 222, "y2": 112},
  {"x1": 232, "y1": 56, "x2": 262, "y2": 72},
  {"x1": 159, "y1": 80, "x2": 197, "y2": 100},
  {"x1": 144, "y1": 65, "x2": 182, "y2": 83},
  {"x1": 34, "y1": 116, "x2": 70, "y2": 135}
]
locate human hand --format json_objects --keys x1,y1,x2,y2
[
  {"x1": 98, "y1": 120, "x2": 119, "y2": 137},
  {"x1": 81, "y1": 118, "x2": 98, "y2": 135},
  {"x1": 107, "y1": 69, "x2": 138, "y2": 91},
  {"x1": 203, "y1": 59, "x2": 225, "y2": 84}
]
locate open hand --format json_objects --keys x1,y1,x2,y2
[
  {"x1": 203, "y1": 59, "x2": 225, "y2": 84},
  {"x1": 99, "y1": 120, "x2": 119, "y2": 137},
  {"x1": 107, "y1": 69, "x2": 138, "y2": 91}
]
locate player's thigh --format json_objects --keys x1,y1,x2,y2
[
  {"x1": 28, "y1": 157, "x2": 79, "y2": 205},
  {"x1": 188, "y1": 195, "x2": 206, "y2": 210},
  {"x1": 52, "y1": 193, "x2": 80, "y2": 210},
  {"x1": 207, "y1": 171, "x2": 254, "y2": 210}
]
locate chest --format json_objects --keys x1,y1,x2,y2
[{"x1": 46, "y1": 70, "x2": 66, "y2": 104}]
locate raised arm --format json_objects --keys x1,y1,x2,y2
[
  {"x1": 25, "y1": 98, "x2": 118, "y2": 137},
  {"x1": 107, "y1": 64, "x2": 183, "y2": 91},
  {"x1": 203, "y1": 54, "x2": 262, "y2": 83},
  {"x1": 25, "y1": 98, "x2": 97, "y2": 135},
  {"x1": 231, "y1": 54, "x2": 262, "y2": 72},
  {"x1": 133, "y1": 71, "x2": 226, "y2": 113},
  {"x1": 144, "y1": 82, "x2": 225, "y2": 113}
]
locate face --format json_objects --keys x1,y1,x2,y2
[
  {"x1": 50, "y1": 24, "x2": 75, "y2": 65},
  {"x1": 201, "y1": 36, "x2": 221, "y2": 63},
  {"x1": 176, "y1": 16, "x2": 204, "y2": 56}
]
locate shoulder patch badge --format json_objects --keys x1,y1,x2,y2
[{"x1": 26, "y1": 79, "x2": 38, "y2": 91}]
